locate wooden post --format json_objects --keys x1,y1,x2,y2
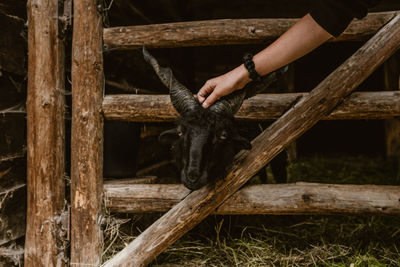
[
  {"x1": 103, "y1": 14, "x2": 400, "y2": 267},
  {"x1": 103, "y1": 12, "x2": 398, "y2": 50},
  {"x1": 384, "y1": 53, "x2": 400, "y2": 156},
  {"x1": 102, "y1": 91, "x2": 400, "y2": 122},
  {"x1": 25, "y1": 0, "x2": 66, "y2": 266},
  {"x1": 71, "y1": 0, "x2": 104, "y2": 265},
  {"x1": 104, "y1": 183, "x2": 400, "y2": 215}
]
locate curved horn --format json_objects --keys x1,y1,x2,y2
[
  {"x1": 143, "y1": 47, "x2": 198, "y2": 114},
  {"x1": 209, "y1": 90, "x2": 246, "y2": 116},
  {"x1": 210, "y1": 66, "x2": 289, "y2": 116}
]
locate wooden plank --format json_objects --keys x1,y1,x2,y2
[
  {"x1": 70, "y1": 0, "x2": 104, "y2": 265},
  {"x1": 104, "y1": 183, "x2": 400, "y2": 215},
  {"x1": 103, "y1": 12, "x2": 398, "y2": 50},
  {"x1": 25, "y1": 0, "x2": 66, "y2": 266},
  {"x1": 102, "y1": 91, "x2": 400, "y2": 122},
  {"x1": 103, "y1": 14, "x2": 400, "y2": 267}
]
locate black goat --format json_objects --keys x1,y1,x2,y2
[{"x1": 143, "y1": 47, "x2": 286, "y2": 190}]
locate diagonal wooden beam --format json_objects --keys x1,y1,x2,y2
[
  {"x1": 103, "y1": 12, "x2": 398, "y2": 50},
  {"x1": 103, "y1": 14, "x2": 400, "y2": 267}
]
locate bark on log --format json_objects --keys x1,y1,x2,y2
[
  {"x1": 104, "y1": 183, "x2": 400, "y2": 215},
  {"x1": 25, "y1": 0, "x2": 66, "y2": 266},
  {"x1": 71, "y1": 0, "x2": 104, "y2": 265},
  {"x1": 103, "y1": 12, "x2": 398, "y2": 50},
  {"x1": 102, "y1": 91, "x2": 400, "y2": 122},
  {"x1": 103, "y1": 14, "x2": 400, "y2": 267}
]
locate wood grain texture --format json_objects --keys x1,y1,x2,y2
[
  {"x1": 104, "y1": 183, "x2": 400, "y2": 215},
  {"x1": 103, "y1": 14, "x2": 400, "y2": 267},
  {"x1": 71, "y1": 0, "x2": 104, "y2": 265},
  {"x1": 102, "y1": 91, "x2": 400, "y2": 122},
  {"x1": 25, "y1": 0, "x2": 66, "y2": 266},
  {"x1": 103, "y1": 12, "x2": 398, "y2": 50}
]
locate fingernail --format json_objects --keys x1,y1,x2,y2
[{"x1": 202, "y1": 102, "x2": 209, "y2": 108}]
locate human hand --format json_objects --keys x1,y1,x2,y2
[{"x1": 197, "y1": 65, "x2": 251, "y2": 108}]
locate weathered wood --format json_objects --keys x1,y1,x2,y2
[
  {"x1": 278, "y1": 64, "x2": 297, "y2": 162},
  {"x1": 103, "y1": 14, "x2": 400, "y2": 267},
  {"x1": 104, "y1": 183, "x2": 400, "y2": 215},
  {"x1": 25, "y1": 0, "x2": 66, "y2": 266},
  {"x1": 104, "y1": 177, "x2": 158, "y2": 185},
  {"x1": 71, "y1": 0, "x2": 104, "y2": 265},
  {"x1": 102, "y1": 91, "x2": 400, "y2": 122},
  {"x1": 384, "y1": 54, "x2": 400, "y2": 156},
  {"x1": 103, "y1": 12, "x2": 398, "y2": 50}
]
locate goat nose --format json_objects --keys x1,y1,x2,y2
[{"x1": 187, "y1": 169, "x2": 200, "y2": 181}]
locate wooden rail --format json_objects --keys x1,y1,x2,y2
[
  {"x1": 103, "y1": 14, "x2": 400, "y2": 267},
  {"x1": 103, "y1": 91, "x2": 400, "y2": 122},
  {"x1": 104, "y1": 182, "x2": 400, "y2": 215},
  {"x1": 103, "y1": 12, "x2": 398, "y2": 50}
]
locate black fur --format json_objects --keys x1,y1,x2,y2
[{"x1": 160, "y1": 108, "x2": 251, "y2": 190}]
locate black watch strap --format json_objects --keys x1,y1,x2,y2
[{"x1": 243, "y1": 53, "x2": 261, "y2": 82}]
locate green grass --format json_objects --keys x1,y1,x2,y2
[{"x1": 102, "y1": 155, "x2": 400, "y2": 266}]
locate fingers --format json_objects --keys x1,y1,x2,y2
[
  {"x1": 201, "y1": 91, "x2": 220, "y2": 108},
  {"x1": 197, "y1": 80, "x2": 215, "y2": 104}
]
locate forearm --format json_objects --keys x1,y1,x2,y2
[
  {"x1": 254, "y1": 14, "x2": 333, "y2": 75},
  {"x1": 198, "y1": 13, "x2": 334, "y2": 108}
]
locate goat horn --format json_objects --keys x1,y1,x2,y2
[
  {"x1": 210, "y1": 66, "x2": 288, "y2": 116},
  {"x1": 143, "y1": 47, "x2": 198, "y2": 114},
  {"x1": 209, "y1": 90, "x2": 246, "y2": 116}
]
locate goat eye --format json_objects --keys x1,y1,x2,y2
[
  {"x1": 178, "y1": 131, "x2": 183, "y2": 137},
  {"x1": 220, "y1": 133, "x2": 228, "y2": 140}
]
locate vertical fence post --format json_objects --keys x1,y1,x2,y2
[
  {"x1": 25, "y1": 0, "x2": 66, "y2": 265},
  {"x1": 71, "y1": 0, "x2": 104, "y2": 265}
]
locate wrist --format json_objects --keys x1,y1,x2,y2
[{"x1": 233, "y1": 64, "x2": 252, "y2": 90}]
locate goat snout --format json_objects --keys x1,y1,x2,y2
[
  {"x1": 181, "y1": 169, "x2": 208, "y2": 190},
  {"x1": 187, "y1": 169, "x2": 201, "y2": 182}
]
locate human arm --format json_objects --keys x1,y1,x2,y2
[
  {"x1": 197, "y1": 0, "x2": 382, "y2": 108},
  {"x1": 197, "y1": 13, "x2": 333, "y2": 108}
]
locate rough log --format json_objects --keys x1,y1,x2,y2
[
  {"x1": 103, "y1": 14, "x2": 400, "y2": 267},
  {"x1": 103, "y1": 12, "x2": 398, "y2": 50},
  {"x1": 102, "y1": 91, "x2": 400, "y2": 122},
  {"x1": 104, "y1": 183, "x2": 400, "y2": 215},
  {"x1": 104, "y1": 177, "x2": 158, "y2": 185},
  {"x1": 71, "y1": 0, "x2": 104, "y2": 265},
  {"x1": 25, "y1": 0, "x2": 66, "y2": 266}
]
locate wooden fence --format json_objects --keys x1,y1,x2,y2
[{"x1": 24, "y1": 1, "x2": 400, "y2": 266}]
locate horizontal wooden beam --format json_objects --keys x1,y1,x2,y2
[
  {"x1": 104, "y1": 182, "x2": 400, "y2": 215},
  {"x1": 103, "y1": 12, "x2": 398, "y2": 50},
  {"x1": 102, "y1": 91, "x2": 400, "y2": 122}
]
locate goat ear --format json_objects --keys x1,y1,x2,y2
[
  {"x1": 233, "y1": 135, "x2": 252, "y2": 151},
  {"x1": 159, "y1": 128, "x2": 180, "y2": 144}
]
